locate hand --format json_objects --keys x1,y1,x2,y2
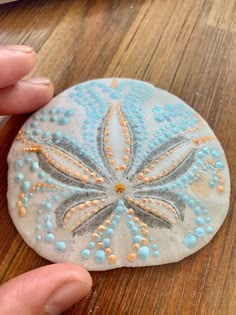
[{"x1": 0, "y1": 45, "x2": 92, "y2": 315}]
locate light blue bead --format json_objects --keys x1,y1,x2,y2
[
  {"x1": 49, "y1": 108, "x2": 57, "y2": 114},
  {"x1": 110, "y1": 221, "x2": 117, "y2": 229},
  {"x1": 44, "y1": 233, "x2": 55, "y2": 243},
  {"x1": 137, "y1": 246, "x2": 150, "y2": 260},
  {"x1": 21, "y1": 181, "x2": 31, "y2": 192},
  {"x1": 45, "y1": 203, "x2": 52, "y2": 211},
  {"x1": 44, "y1": 221, "x2": 53, "y2": 232},
  {"x1": 203, "y1": 209, "x2": 209, "y2": 215},
  {"x1": 55, "y1": 241, "x2": 67, "y2": 253},
  {"x1": 152, "y1": 244, "x2": 158, "y2": 250},
  {"x1": 38, "y1": 171, "x2": 45, "y2": 179},
  {"x1": 94, "y1": 250, "x2": 106, "y2": 264},
  {"x1": 212, "y1": 150, "x2": 220, "y2": 158},
  {"x1": 15, "y1": 173, "x2": 24, "y2": 183},
  {"x1": 42, "y1": 131, "x2": 50, "y2": 139},
  {"x1": 216, "y1": 161, "x2": 224, "y2": 170},
  {"x1": 30, "y1": 161, "x2": 39, "y2": 172},
  {"x1": 52, "y1": 131, "x2": 61, "y2": 139},
  {"x1": 50, "y1": 115, "x2": 58, "y2": 122},
  {"x1": 102, "y1": 238, "x2": 110, "y2": 248},
  {"x1": 115, "y1": 206, "x2": 124, "y2": 214},
  {"x1": 131, "y1": 227, "x2": 138, "y2": 233},
  {"x1": 36, "y1": 225, "x2": 41, "y2": 231},
  {"x1": 33, "y1": 128, "x2": 42, "y2": 136},
  {"x1": 36, "y1": 235, "x2": 42, "y2": 241},
  {"x1": 153, "y1": 250, "x2": 160, "y2": 257},
  {"x1": 183, "y1": 233, "x2": 197, "y2": 248},
  {"x1": 88, "y1": 242, "x2": 95, "y2": 249},
  {"x1": 197, "y1": 151, "x2": 204, "y2": 159},
  {"x1": 205, "y1": 217, "x2": 211, "y2": 223},
  {"x1": 58, "y1": 117, "x2": 69, "y2": 125},
  {"x1": 188, "y1": 200, "x2": 195, "y2": 208},
  {"x1": 64, "y1": 109, "x2": 75, "y2": 117},
  {"x1": 206, "y1": 226, "x2": 213, "y2": 233},
  {"x1": 30, "y1": 121, "x2": 39, "y2": 128},
  {"x1": 196, "y1": 216, "x2": 205, "y2": 225},
  {"x1": 106, "y1": 228, "x2": 114, "y2": 236},
  {"x1": 209, "y1": 181, "x2": 215, "y2": 188},
  {"x1": 81, "y1": 249, "x2": 90, "y2": 259},
  {"x1": 25, "y1": 155, "x2": 32, "y2": 163},
  {"x1": 22, "y1": 197, "x2": 28, "y2": 205},
  {"x1": 182, "y1": 195, "x2": 189, "y2": 202},
  {"x1": 37, "y1": 209, "x2": 42, "y2": 215},
  {"x1": 14, "y1": 160, "x2": 24, "y2": 171},
  {"x1": 195, "y1": 227, "x2": 205, "y2": 238}
]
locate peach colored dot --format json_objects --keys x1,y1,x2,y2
[
  {"x1": 125, "y1": 147, "x2": 130, "y2": 154},
  {"x1": 96, "y1": 177, "x2": 105, "y2": 184},
  {"x1": 107, "y1": 152, "x2": 113, "y2": 158},
  {"x1": 93, "y1": 208, "x2": 98, "y2": 213},
  {"x1": 123, "y1": 156, "x2": 129, "y2": 163},
  {"x1": 70, "y1": 208, "x2": 76, "y2": 213},
  {"x1": 19, "y1": 207, "x2": 26, "y2": 217},
  {"x1": 17, "y1": 200, "x2": 22, "y2": 207},
  {"x1": 78, "y1": 204, "x2": 85, "y2": 211},
  {"x1": 105, "y1": 248, "x2": 112, "y2": 255},
  {"x1": 142, "y1": 238, "x2": 149, "y2": 245},
  {"x1": 218, "y1": 185, "x2": 224, "y2": 193},
  {"x1": 92, "y1": 200, "x2": 99, "y2": 206},
  {"x1": 110, "y1": 160, "x2": 116, "y2": 165},
  {"x1": 120, "y1": 164, "x2": 127, "y2": 171},
  {"x1": 143, "y1": 178, "x2": 149, "y2": 184},
  {"x1": 97, "y1": 242, "x2": 103, "y2": 249},
  {"x1": 133, "y1": 243, "x2": 140, "y2": 250},
  {"x1": 98, "y1": 225, "x2": 105, "y2": 232},
  {"x1": 19, "y1": 192, "x2": 25, "y2": 199},
  {"x1": 104, "y1": 220, "x2": 111, "y2": 226},
  {"x1": 137, "y1": 173, "x2": 144, "y2": 180},
  {"x1": 108, "y1": 255, "x2": 117, "y2": 264},
  {"x1": 81, "y1": 175, "x2": 89, "y2": 183},
  {"x1": 128, "y1": 208, "x2": 134, "y2": 215},
  {"x1": 127, "y1": 253, "x2": 137, "y2": 262},
  {"x1": 92, "y1": 233, "x2": 99, "y2": 240},
  {"x1": 85, "y1": 201, "x2": 91, "y2": 207}
]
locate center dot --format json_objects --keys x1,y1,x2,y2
[{"x1": 115, "y1": 183, "x2": 125, "y2": 194}]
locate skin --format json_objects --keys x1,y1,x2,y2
[{"x1": 0, "y1": 45, "x2": 92, "y2": 315}]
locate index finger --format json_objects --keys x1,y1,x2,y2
[{"x1": 0, "y1": 45, "x2": 36, "y2": 88}]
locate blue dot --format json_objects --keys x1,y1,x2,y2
[
  {"x1": 38, "y1": 171, "x2": 45, "y2": 179},
  {"x1": 36, "y1": 218, "x2": 41, "y2": 223},
  {"x1": 209, "y1": 181, "x2": 215, "y2": 188},
  {"x1": 203, "y1": 209, "x2": 209, "y2": 215},
  {"x1": 206, "y1": 226, "x2": 213, "y2": 233},
  {"x1": 205, "y1": 217, "x2": 211, "y2": 223},
  {"x1": 212, "y1": 150, "x2": 220, "y2": 158},
  {"x1": 25, "y1": 155, "x2": 32, "y2": 163},
  {"x1": 102, "y1": 238, "x2": 111, "y2": 248},
  {"x1": 110, "y1": 92, "x2": 120, "y2": 100},
  {"x1": 153, "y1": 250, "x2": 160, "y2": 257},
  {"x1": 182, "y1": 195, "x2": 189, "y2": 202},
  {"x1": 45, "y1": 203, "x2": 52, "y2": 212},
  {"x1": 194, "y1": 207, "x2": 201, "y2": 215},
  {"x1": 14, "y1": 160, "x2": 24, "y2": 171},
  {"x1": 115, "y1": 206, "x2": 124, "y2": 214},
  {"x1": 36, "y1": 225, "x2": 41, "y2": 231},
  {"x1": 49, "y1": 108, "x2": 57, "y2": 114},
  {"x1": 106, "y1": 228, "x2": 114, "y2": 236},
  {"x1": 50, "y1": 115, "x2": 58, "y2": 122},
  {"x1": 183, "y1": 233, "x2": 197, "y2": 248},
  {"x1": 36, "y1": 235, "x2": 42, "y2": 241},
  {"x1": 33, "y1": 128, "x2": 42, "y2": 136},
  {"x1": 216, "y1": 161, "x2": 224, "y2": 170},
  {"x1": 30, "y1": 161, "x2": 39, "y2": 172},
  {"x1": 44, "y1": 221, "x2": 53, "y2": 232},
  {"x1": 196, "y1": 216, "x2": 205, "y2": 225},
  {"x1": 37, "y1": 209, "x2": 42, "y2": 215},
  {"x1": 188, "y1": 200, "x2": 195, "y2": 208},
  {"x1": 195, "y1": 227, "x2": 205, "y2": 238},
  {"x1": 197, "y1": 151, "x2": 204, "y2": 159},
  {"x1": 131, "y1": 226, "x2": 138, "y2": 233},
  {"x1": 137, "y1": 246, "x2": 150, "y2": 260},
  {"x1": 42, "y1": 131, "x2": 50, "y2": 139},
  {"x1": 21, "y1": 181, "x2": 31, "y2": 192},
  {"x1": 44, "y1": 233, "x2": 55, "y2": 243},
  {"x1": 94, "y1": 250, "x2": 106, "y2": 264},
  {"x1": 52, "y1": 131, "x2": 61, "y2": 139},
  {"x1": 134, "y1": 235, "x2": 142, "y2": 243},
  {"x1": 30, "y1": 121, "x2": 39, "y2": 128},
  {"x1": 152, "y1": 244, "x2": 158, "y2": 250},
  {"x1": 55, "y1": 241, "x2": 66, "y2": 253},
  {"x1": 15, "y1": 173, "x2": 24, "y2": 183},
  {"x1": 88, "y1": 242, "x2": 95, "y2": 249},
  {"x1": 81, "y1": 249, "x2": 90, "y2": 259},
  {"x1": 64, "y1": 109, "x2": 75, "y2": 117},
  {"x1": 58, "y1": 117, "x2": 69, "y2": 125},
  {"x1": 22, "y1": 197, "x2": 28, "y2": 205}
]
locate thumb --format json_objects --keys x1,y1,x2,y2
[{"x1": 0, "y1": 263, "x2": 92, "y2": 315}]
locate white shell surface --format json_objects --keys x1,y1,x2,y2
[{"x1": 7, "y1": 79, "x2": 230, "y2": 270}]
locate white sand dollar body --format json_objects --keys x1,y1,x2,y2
[{"x1": 7, "y1": 79, "x2": 230, "y2": 270}]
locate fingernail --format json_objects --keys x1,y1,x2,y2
[
  {"x1": 23, "y1": 77, "x2": 52, "y2": 86},
  {"x1": 5, "y1": 45, "x2": 33, "y2": 53},
  {"x1": 45, "y1": 281, "x2": 91, "y2": 315}
]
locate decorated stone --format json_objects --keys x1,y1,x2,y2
[{"x1": 7, "y1": 79, "x2": 230, "y2": 270}]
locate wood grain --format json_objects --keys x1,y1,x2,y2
[{"x1": 0, "y1": 0, "x2": 236, "y2": 314}]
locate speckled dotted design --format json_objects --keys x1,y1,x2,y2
[{"x1": 7, "y1": 79, "x2": 230, "y2": 271}]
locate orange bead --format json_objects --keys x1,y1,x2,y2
[
  {"x1": 127, "y1": 253, "x2": 137, "y2": 262},
  {"x1": 108, "y1": 255, "x2": 117, "y2": 264}
]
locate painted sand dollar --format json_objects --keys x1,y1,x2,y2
[{"x1": 7, "y1": 79, "x2": 230, "y2": 270}]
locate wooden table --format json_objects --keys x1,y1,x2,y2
[{"x1": 0, "y1": 1, "x2": 236, "y2": 314}]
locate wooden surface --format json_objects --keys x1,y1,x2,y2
[{"x1": 0, "y1": 0, "x2": 236, "y2": 314}]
